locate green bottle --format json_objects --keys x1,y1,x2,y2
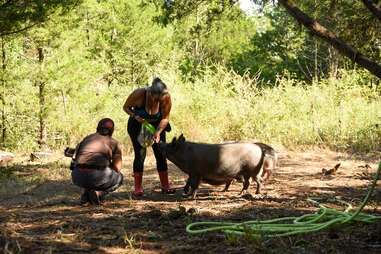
[{"x1": 142, "y1": 121, "x2": 156, "y2": 134}]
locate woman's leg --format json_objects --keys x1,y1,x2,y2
[
  {"x1": 128, "y1": 118, "x2": 146, "y2": 172},
  {"x1": 152, "y1": 131, "x2": 175, "y2": 194},
  {"x1": 152, "y1": 130, "x2": 167, "y2": 172},
  {"x1": 127, "y1": 118, "x2": 145, "y2": 196}
]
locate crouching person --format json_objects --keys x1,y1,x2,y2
[{"x1": 71, "y1": 118, "x2": 123, "y2": 205}]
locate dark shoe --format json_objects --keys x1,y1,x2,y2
[
  {"x1": 88, "y1": 190, "x2": 101, "y2": 205},
  {"x1": 80, "y1": 189, "x2": 90, "y2": 205}
]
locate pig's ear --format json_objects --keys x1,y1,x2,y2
[{"x1": 178, "y1": 134, "x2": 186, "y2": 143}]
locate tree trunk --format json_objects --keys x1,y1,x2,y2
[
  {"x1": 37, "y1": 47, "x2": 47, "y2": 149},
  {"x1": 328, "y1": 46, "x2": 339, "y2": 78},
  {"x1": 278, "y1": 0, "x2": 381, "y2": 79},
  {"x1": 0, "y1": 36, "x2": 6, "y2": 148},
  {"x1": 361, "y1": 0, "x2": 381, "y2": 22},
  {"x1": 314, "y1": 39, "x2": 318, "y2": 80},
  {"x1": 327, "y1": 0, "x2": 339, "y2": 79}
]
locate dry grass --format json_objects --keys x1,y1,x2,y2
[{"x1": 0, "y1": 148, "x2": 380, "y2": 253}]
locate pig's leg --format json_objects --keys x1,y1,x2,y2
[
  {"x1": 191, "y1": 189, "x2": 198, "y2": 199},
  {"x1": 189, "y1": 175, "x2": 201, "y2": 199},
  {"x1": 261, "y1": 159, "x2": 272, "y2": 182},
  {"x1": 222, "y1": 180, "x2": 232, "y2": 192},
  {"x1": 254, "y1": 174, "x2": 263, "y2": 194},
  {"x1": 262, "y1": 169, "x2": 272, "y2": 182},
  {"x1": 183, "y1": 177, "x2": 191, "y2": 194},
  {"x1": 239, "y1": 176, "x2": 250, "y2": 195}
]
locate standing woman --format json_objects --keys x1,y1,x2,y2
[{"x1": 123, "y1": 77, "x2": 175, "y2": 196}]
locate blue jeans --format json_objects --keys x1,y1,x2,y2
[{"x1": 71, "y1": 166, "x2": 123, "y2": 193}]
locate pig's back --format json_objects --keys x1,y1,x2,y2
[
  {"x1": 218, "y1": 143, "x2": 262, "y2": 172},
  {"x1": 183, "y1": 142, "x2": 262, "y2": 178},
  {"x1": 184, "y1": 142, "x2": 221, "y2": 169}
]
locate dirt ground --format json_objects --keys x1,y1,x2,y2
[{"x1": 0, "y1": 148, "x2": 380, "y2": 254}]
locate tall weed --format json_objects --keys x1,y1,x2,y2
[{"x1": 4, "y1": 66, "x2": 380, "y2": 153}]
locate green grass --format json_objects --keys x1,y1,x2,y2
[
  {"x1": 3, "y1": 66, "x2": 381, "y2": 153},
  {"x1": 168, "y1": 67, "x2": 381, "y2": 152}
]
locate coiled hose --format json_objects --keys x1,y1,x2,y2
[{"x1": 186, "y1": 161, "x2": 381, "y2": 237}]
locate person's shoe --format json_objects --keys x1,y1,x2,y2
[
  {"x1": 80, "y1": 189, "x2": 90, "y2": 205},
  {"x1": 133, "y1": 172, "x2": 144, "y2": 196},
  {"x1": 158, "y1": 171, "x2": 176, "y2": 194},
  {"x1": 88, "y1": 190, "x2": 101, "y2": 205},
  {"x1": 98, "y1": 191, "x2": 106, "y2": 203}
]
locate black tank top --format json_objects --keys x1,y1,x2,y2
[{"x1": 133, "y1": 89, "x2": 162, "y2": 122}]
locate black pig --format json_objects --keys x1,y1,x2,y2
[{"x1": 159, "y1": 134, "x2": 276, "y2": 198}]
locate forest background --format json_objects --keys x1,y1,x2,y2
[{"x1": 1, "y1": 0, "x2": 380, "y2": 154}]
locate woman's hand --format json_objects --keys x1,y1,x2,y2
[
  {"x1": 134, "y1": 115, "x2": 145, "y2": 123},
  {"x1": 153, "y1": 130, "x2": 161, "y2": 143}
]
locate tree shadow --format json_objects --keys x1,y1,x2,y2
[
  {"x1": 1, "y1": 154, "x2": 380, "y2": 253},
  {"x1": 1, "y1": 190, "x2": 380, "y2": 253}
]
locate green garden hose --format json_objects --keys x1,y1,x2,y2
[{"x1": 186, "y1": 161, "x2": 381, "y2": 238}]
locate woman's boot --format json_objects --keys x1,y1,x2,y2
[
  {"x1": 133, "y1": 172, "x2": 144, "y2": 196},
  {"x1": 158, "y1": 171, "x2": 176, "y2": 194}
]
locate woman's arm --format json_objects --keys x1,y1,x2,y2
[
  {"x1": 111, "y1": 143, "x2": 123, "y2": 172},
  {"x1": 112, "y1": 157, "x2": 122, "y2": 172},
  {"x1": 123, "y1": 89, "x2": 145, "y2": 123},
  {"x1": 153, "y1": 93, "x2": 172, "y2": 142}
]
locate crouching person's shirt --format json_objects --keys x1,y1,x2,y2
[{"x1": 72, "y1": 133, "x2": 123, "y2": 193}]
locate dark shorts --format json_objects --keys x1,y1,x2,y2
[{"x1": 71, "y1": 167, "x2": 123, "y2": 193}]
